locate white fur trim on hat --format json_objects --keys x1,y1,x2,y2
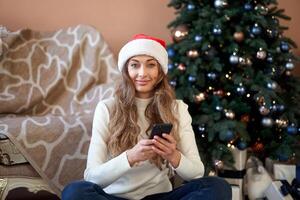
[{"x1": 118, "y1": 38, "x2": 168, "y2": 74}]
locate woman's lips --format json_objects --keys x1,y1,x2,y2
[{"x1": 135, "y1": 80, "x2": 150, "y2": 85}]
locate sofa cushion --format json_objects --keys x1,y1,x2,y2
[{"x1": 0, "y1": 25, "x2": 120, "y2": 196}]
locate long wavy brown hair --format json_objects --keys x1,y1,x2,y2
[{"x1": 107, "y1": 58, "x2": 179, "y2": 169}]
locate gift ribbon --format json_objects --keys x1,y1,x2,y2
[
  {"x1": 217, "y1": 169, "x2": 246, "y2": 179},
  {"x1": 280, "y1": 178, "x2": 300, "y2": 200},
  {"x1": 296, "y1": 165, "x2": 300, "y2": 182}
]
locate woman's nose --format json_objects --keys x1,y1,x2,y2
[{"x1": 137, "y1": 65, "x2": 147, "y2": 76}]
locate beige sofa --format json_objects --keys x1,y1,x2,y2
[{"x1": 0, "y1": 25, "x2": 120, "y2": 198}]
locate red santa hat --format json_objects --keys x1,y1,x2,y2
[{"x1": 118, "y1": 34, "x2": 169, "y2": 74}]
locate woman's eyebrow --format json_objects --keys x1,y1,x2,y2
[
  {"x1": 146, "y1": 58, "x2": 156, "y2": 62},
  {"x1": 129, "y1": 59, "x2": 139, "y2": 62}
]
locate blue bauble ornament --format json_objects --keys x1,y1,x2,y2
[
  {"x1": 236, "y1": 86, "x2": 246, "y2": 95},
  {"x1": 287, "y1": 125, "x2": 297, "y2": 135},
  {"x1": 266, "y1": 29, "x2": 278, "y2": 39},
  {"x1": 169, "y1": 80, "x2": 177, "y2": 87},
  {"x1": 267, "y1": 81, "x2": 277, "y2": 90},
  {"x1": 244, "y1": 3, "x2": 253, "y2": 11},
  {"x1": 207, "y1": 72, "x2": 217, "y2": 80},
  {"x1": 168, "y1": 63, "x2": 174, "y2": 70},
  {"x1": 219, "y1": 130, "x2": 235, "y2": 142},
  {"x1": 277, "y1": 105, "x2": 285, "y2": 112},
  {"x1": 266, "y1": 54, "x2": 273, "y2": 63},
  {"x1": 251, "y1": 24, "x2": 262, "y2": 35},
  {"x1": 194, "y1": 35, "x2": 203, "y2": 42},
  {"x1": 280, "y1": 41, "x2": 289, "y2": 52},
  {"x1": 188, "y1": 75, "x2": 197, "y2": 83},
  {"x1": 262, "y1": 117, "x2": 274, "y2": 127},
  {"x1": 216, "y1": 105, "x2": 223, "y2": 111},
  {"x1": 167, "y1": 48, "x2": 175, "y2": 57},
  {"x1": 285, "y1": 62, "x2": 294, "y2": 70},
  {"x1": 212, "y1": 25, "x2": 222, "y2": 35},
  {"x1": 214, "y1": 0, "x2": 228, "y2": 9},
  {"x1": 272, "y1": 17, "x2": 279, "y2": 25},
  {"x1": 187, "y1": 4, "x2": 195, "y2": 10},
  {"x1": 229, "y1": 53, "x2": 239, "y2": 65},
  {"x1": 198, "y1": 124, "x2": 206, "y2": 133},
  {"x1": 236, "y1": 140, "x2": 247, "y2": 150}
]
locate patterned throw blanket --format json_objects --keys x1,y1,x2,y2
[{"x1": 0, "y1": 25, "x2": 120, "y2": 195}]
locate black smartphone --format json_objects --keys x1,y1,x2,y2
[{"x1": 149, "y1": 123, "x2": 173, "y2": 139}]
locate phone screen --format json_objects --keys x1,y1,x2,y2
[{"x1": 150, "y1": 123, "x2": 173, "y2": 139}]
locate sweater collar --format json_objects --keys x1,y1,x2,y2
[{"x1": 135, "y1": 97, "x2": 153, "y2": 108}]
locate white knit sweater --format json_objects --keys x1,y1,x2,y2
[{"x1": 84, "y1": 97, "x2": 204, "y2": 200}]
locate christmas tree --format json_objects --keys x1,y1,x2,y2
[{"x1": 167, "y1": 0, "x2": 300, "y2": 173}]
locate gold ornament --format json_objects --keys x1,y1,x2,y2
[
  {"x1": 214, "y1": 160, "x2": 224, "y2": 170},
  {"x1": 213, "y1": 89, "x2": 225, "y2": 97},
  {"x1": 256, "y1": 96, "x2": 265, "y2": 106},
  {"x1": 187, "y1": 50, "x2": 199, "y2": 58},
  {"x1": 225, "y1": 109, "x2": 235, "y2": 119},
  {"x1": 252, "y1": 140, "x2": 264, "y2": 154},
  {"x1": 172, "y1": 25, "x2": 189, "y2": 42},
  {"x1": 241, "y1": 114, "x2": 250, "y2": 123},
  {"x1": 177, "y1": 63, "x2": 186, "y2": 71},
  {"x1": 233, "y1": 31, "x2": 244, "y2": 42},
  {"x1": 194, "y1": 92, "x2": 206, "y2": 103},
  {"x1": 259, "y1": 106, "x2": 270, "y2": 115}
]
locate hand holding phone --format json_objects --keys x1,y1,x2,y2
[{"x1": 149, "y1": 123, "x2": 173, "y2": 139}]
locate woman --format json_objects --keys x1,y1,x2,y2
[{"x1": 62, "y1": 34, "x2": 231, "y2": 200}]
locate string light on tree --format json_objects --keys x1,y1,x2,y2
[
  {"x1": 254, "y1": 4, "x2": 268, "y2": 15},
  {"x1": 275, "y1": 118, "x2": 288, "y2": 128},
  {"x1": 266, "y1": 29, "x2": 279, "y2": 39},
  {"x1": 167, "y1": 0, "x2": 299, "y2": 175}
]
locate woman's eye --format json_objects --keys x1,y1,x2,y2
[
  {"x1": 148, "y1": 63, "x2": 156, "y2": 67},
  {"x1": 130, "y1": 63, "x2": 138, "y2": 68}
]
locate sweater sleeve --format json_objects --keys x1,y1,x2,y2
[
  {"x1": 174, "y1": 100, "x2": 205, "y2": 181},
  {"x1": 84, "y1": 101, "x2": 131, "y2": 188}
]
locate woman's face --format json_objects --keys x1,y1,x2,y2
[{"x1": 127, "y1": 55, "x2": 160, "y2": 98}]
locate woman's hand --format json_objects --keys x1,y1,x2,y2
[
  {"x1": 152, "y1": 134, "x2": 181, "y2": 168},
  {"x1": 126, "y1": 139, "x2": 156, "y2": 167}
]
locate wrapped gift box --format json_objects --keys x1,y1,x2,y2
[
  {"x1": 231, "y1": 185, "x2": 241, "y2": 200},
  {"x1": 218, "y1": 148, "x2": 247, "y2": 200},
  {"x1": 265, "y1": 181, "x2": 293, "y2": 200},
  {"x1": 265, "y1": 157, "x2": 299, "y2": 184}
]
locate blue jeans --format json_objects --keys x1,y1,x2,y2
[{"x1": 62, "y1": 176, "x2": 232, "y2": 200}]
